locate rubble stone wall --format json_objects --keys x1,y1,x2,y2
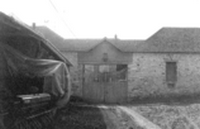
[
  {"x1": 128, "y1": 53, "x2": 200, "y2": 101},
  {"x1": 62, "y1": 52, "x2": 82, "y2": 96}
]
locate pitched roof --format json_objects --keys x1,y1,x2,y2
[
  {"x1": 109, "y1": 39, "x2": 145, "y2": 52},
  {"x1": 35, "y1": 26, "x2": 145, "y2": 52},
  {"x1": 144, "y1": 27, "x2": 200, "y2": 53},
  {"x1": 62, "y1": 38, "x2": 144, "y2": 52},
  {"x1": 62, "y1": 39, "x2": 102, "y2": 52},
  {"x1": 63, "y1": 27, "x2": 200, "y2": 53},
  {"x1": 0, "y1": 12, "x2": 72, "y2": 66},
  {"x1": 36, "y1": 25, "x2": 200, "y2": 53},
  {"x1": 36, "y1": 26, "x2": 66, "y2": 49}
]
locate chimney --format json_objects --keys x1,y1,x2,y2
[
  {"x1": 115, "y1": 34, "x2": 118, "y2": 40},
  {"x1": 32, "y1": 22, "x2": 36, "y2": 30}
]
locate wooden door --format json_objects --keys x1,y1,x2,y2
[
  {"x1": 103, "y1": 65, "x2": 127, "y2": 104},
  {"x1": 83, "y1": 64, "x2": 127, "y2": 103},
  {"x1": 83, "y1": 65, "x2": 104, "y2": 103},
  {"x1": 105, "y1": 81, "x2": 127, "y2": 104},
  {"x1": 83, "y1": 81, "x2": 104, "y2": 103}
]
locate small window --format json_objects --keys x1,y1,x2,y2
[
  {"x1": 166, "y1": 62, "x2": 177, "y2": 87},
  {"x1": 116, "y1": 64, "x2": 128, "y2": 81},
  {"x1": 85, "y1": 65, "x2": 94, "y2": 73},
  {"x1": 99, "y1": 65, "x2": 110, "y2": 73}
]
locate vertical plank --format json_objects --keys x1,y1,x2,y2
[
  {"x1": 83, "y1": 64, "x2": 104, "y2": 103},
  {"x1": 81, "y1": 64, "x2": 85, "y2": 97},
  {"x1": 83, "y1": 82, "x2": 104, "y2": 103},
  {"x1": 105, "y1": 81, "x2": 127, "y2": 104}
]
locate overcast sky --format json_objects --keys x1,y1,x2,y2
[{"x1": 0, "y1": 0, "x2": 200, "y2": 39}]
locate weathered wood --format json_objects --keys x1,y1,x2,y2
[
  {"x1": 83, "y1": 64, "x2": 128, "y2": 103},
  {"x1": 83, "y1": 82, "x2": 104, "y2": 103},
  {"x1": 105, "y1": 81, "x2": 127, "y2": 104}
]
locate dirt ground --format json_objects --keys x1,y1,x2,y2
[
  {"x1": 53, "y1": 96, "x2": 145, "y2": 129},
  {"x1": 131, "y1": 104, "x2": 200, "y2": 129},
  {"x1": 52, "y1": 97, "x2": 200, "y2": 129},
  {"x1": 54, "y1": 103, "x2": 107, "y2": 129},
  {"x1": 53, "y1": 103, "x2": 139, "y2": 129}
]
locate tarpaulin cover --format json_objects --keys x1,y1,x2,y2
[{"x1": 1, "y1": 44, "x2": 71, "y2": 107}]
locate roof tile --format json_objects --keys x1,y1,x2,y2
[{"x1": 36, "y1": 26, "x2": 200, "y2": 53}]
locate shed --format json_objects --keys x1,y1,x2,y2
[{"x1": 0, "y1": 12, "x2": 72, "y2": 128}]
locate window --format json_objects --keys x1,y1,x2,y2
[
  {"x1": 116, "y1": 64, "x2": 128, "y2": 81},
  {"x1": 99, "y1": 65, "x2": 110, "y2": 73},
  {"x1": 83, "y1": 64, "x2": 128, "y2": 83},
  {"x1": 166, "y1": 62, "x2": 177, "y2": 87}
]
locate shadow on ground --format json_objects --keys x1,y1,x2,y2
[
  {"x1": 53, "y1": 95, "x2": 200, "y2": 129},
  {"x1": 54, "y1": 96, "x2": 107, "y2": 129},
  {"x1": 128, "y1": 93, "x2": 200, "y2": 106}
]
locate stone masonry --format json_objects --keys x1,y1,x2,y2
[{"x1": 128, "y1": 53, "x2": 200, "y2": 101}]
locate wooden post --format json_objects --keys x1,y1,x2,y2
[{"x1": 81, "y1": 64, "x2": 85, "y2": 97}]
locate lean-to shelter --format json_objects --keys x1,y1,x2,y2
[{"x1": 0, "y1": 12, "x2": 72, "y2": 128}]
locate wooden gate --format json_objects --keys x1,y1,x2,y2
[{"x1": 83, "y1": 65, "x2": 127, "y2": 104}]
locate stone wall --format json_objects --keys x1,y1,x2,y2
[
  {"x1": 63, "y1": 51, "x2": 200, "y2": 101},
  {"x1": 128, "y1": 53, "x2": 200, "y2": 101},
  {"x1": 62, "y1": 52, "x2": 82, "y2": 96}
]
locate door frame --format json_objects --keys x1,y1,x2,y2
[{"x1": 82, "y1": 64, "x2": 128, "y2": 103}]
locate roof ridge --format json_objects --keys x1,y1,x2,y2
[{"x1": 162, "y1": 26, "x2": 200, "y2": 29}]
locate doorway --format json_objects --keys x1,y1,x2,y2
[{"x1": 82, "y1": 64, "x2": 127, "y2": 104}]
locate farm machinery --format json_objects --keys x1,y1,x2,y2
[{"x1": 0, "y1": 12, "x2": 71, "y2": 129}]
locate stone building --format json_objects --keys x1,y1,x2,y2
[{"x1": 37, "y1": 26, "x2": 200, "y2": 104}]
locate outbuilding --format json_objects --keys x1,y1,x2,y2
[{"x1": 37, "y1": 26, "x2": 200, "y2": 104}]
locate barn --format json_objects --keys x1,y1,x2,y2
[{"x1": 37, "y1": 26, "x2": 200, "y2": 104}]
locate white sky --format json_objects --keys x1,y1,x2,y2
[{"x1": 0, "y1": 0, "x2": 200, "y2": 39}]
